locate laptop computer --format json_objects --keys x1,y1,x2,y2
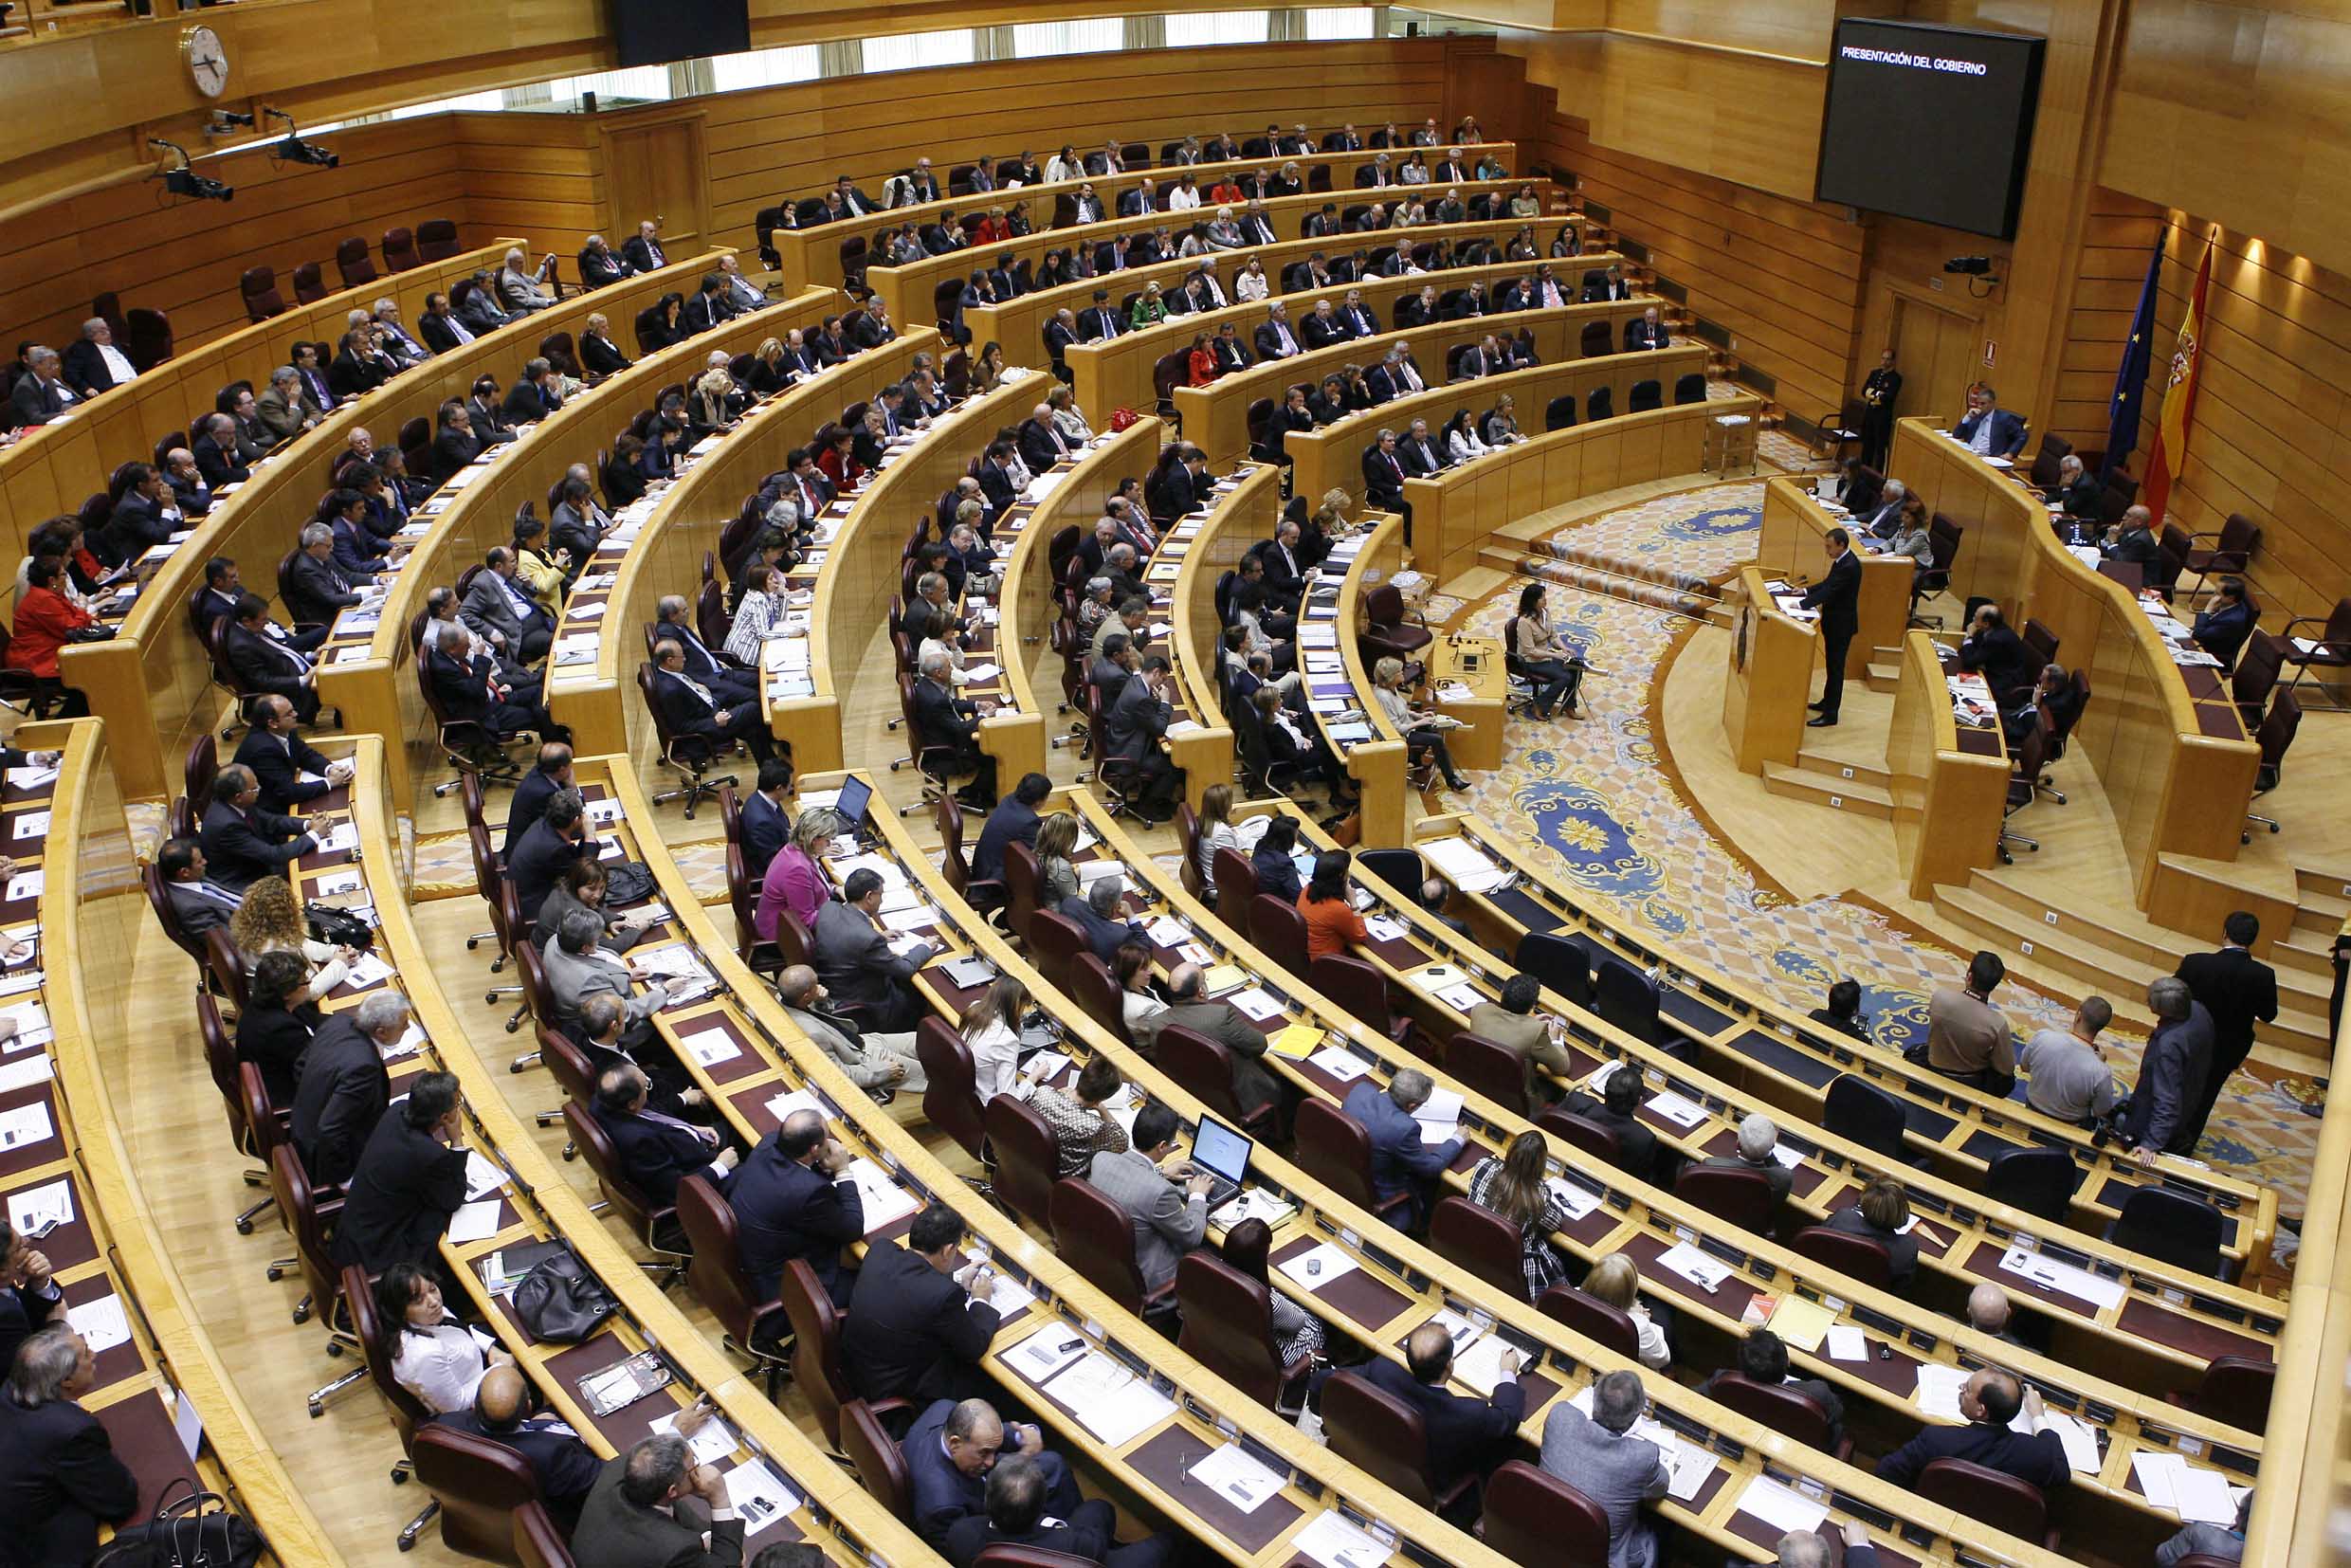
[
  {"x1": 831, "y1": 775, "x2": 873, "y2": 844},
  {"x1": 1191, "y1": 1114, "x2": 1252, "y2": 1212}
]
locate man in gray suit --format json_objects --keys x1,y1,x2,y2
[
  {"x1": 1086, "y1": 1103, "x2": 1212, "y2": 1295},
  {"x1": 1133, "y1": 962, "x2": 1283, "y2": 1121},
  {"x1": 155, "y1": 837, "x2": 244, "y2": 937},
  {"x1": 573, "y1": 1429, "x2": 743, "y2": 1568},
  {"x1": 459, "y1": 546, "x2": 554, "y2": 665},
  {"x1": 1466, "y1": 975, "x2": 1572, "y2": 1104},
  {"x1": 776, "y1": 963, "x2": 925, "y2": 1095},
  {"x1": 813, "y1": 867, "x2": 939, "y2": 1032},
  {"x1": 1538, "y1": 1369, "x2": 1669, "y2": 1568},
  {"x1": 543, "y1": 909, "x2": 668, "y2": 1047},
  {"x1": 1693, "y1": 1111, "x2": 1795, "y2": 1205}
]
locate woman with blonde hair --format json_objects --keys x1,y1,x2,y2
[
  {"x1": 1034, "y1": 811, "x2": 1083, "y2": 905},
  {"x1": 1581, "y1": 1251, "x2": 1673, "y2": 1368},
  {"x1": 1046, "y1": 384, "x2": 1092, "y2": 446},
  {"x1": 691, "y1": 368, "x2": 738, "y2": 434},
  {"x1": 229, "y1": 875, "x2": 355, "y2": 1005},
  {"x1": 1130, "y1": 283, "x2": 1168, "y2": 331},
  {"x1": 1466, "y1": 1130, "x2": 1578, "y2": 1300},
  {"x1": 580, "y1": 311, "x2": 630, "y2": 377},
  {"x1": 1372, "y1": 655, "x2": 1467, "y2": 791},
  {"x1": 1192, "y1": 783, "x2": 1242, "y2": 899},
  {"x1": 755, "y1": 808, "x2": 839, "y2": 941},
  {"x1": 743, "y1": 337, "x2": 790, "y2": 396}
]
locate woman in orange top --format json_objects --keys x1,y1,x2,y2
[
  {"x1": 1185, "y1": 331, "x2": 1217, "y2": 389},
  {"x1": 8, "y1": 556, "x2": 97, "y2": 715},
  {"x1": 1298, "y1": 849, "x2": 1369, "y2": 960},
  {"x1": 1208, "y1": 175, "x2": 1247, "y2": 206}
]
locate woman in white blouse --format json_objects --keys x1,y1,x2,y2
[
  {"x1": 1582, "y1": 1252, "x2": 1673, "y2": 1370},
  {"x1": 1168, "y1": 175, "x2": 1202, "y2": 211},
  {"x1": 1192, "y1": 783, "x2": 1243, "y2": 899},
  {"x1": 1045, "y1": 145, "x2": 1084, "y2": 183},
  {"x1": 1113, "y1": 943, "x2": 1167, "y2": 1039},
  {"x1": 723, "y1": 561, "x2": 785, "y2": 666},
  {"x1": 1443, "y1": 409, "x2": 1491, "y2": 464},
  {"x1": 1233, "y1": 258, "x2": 1269, "y2": 302},
  {"x1": 376, "y1": 1264, "x2": 510, "y2": 1413},
  {"x1": 1398, "y1": 152, "x2": 1431, "y2": 185},
  {"x1": 958, "y1": 975, "x2": 1030, "y2": 1102},
  {"x1": 1046, "y1": 386, "x2": 1092, "y2": 445}
]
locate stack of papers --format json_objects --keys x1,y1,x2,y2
[
  {"x1": 447, "y1": 1197, "x2": 505, "y2": 1245},
  {"x1": 1411, "y1": 1086, "x2": 1464, "y2": 1146},
  {"x1": 2133, "y1": 1450, "x2": 2237, "y2": 1523},
  {"x1": 1186, "y1": 1444, "x2": 1285, "y2": 1514},
  {"x1": 1735, "y1": 1476, "x2": 1827, "y2": 1536},
  {"x1": 1048, "y1": 1352, "x2": 1175, "y2": 1445},
  {"x1": 842, "y1": 1158, "x2": 921, "y2": 1234},
  {"x1": 1654, "y1": 1242, "x2": 1733, "y2": 1294},
  {"x1": 1421, "y1": 837, "x2": 1508, "y2": 894}
]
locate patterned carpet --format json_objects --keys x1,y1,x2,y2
[{"x1": 1440, "y1": 485, "x2": 2324, "y2": 1221}]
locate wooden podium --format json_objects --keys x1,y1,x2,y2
[
  {"x1": 1757, "y1": 479, "x2": 1913, "y2": 680},
  {"x1": 1428, "y1": 636, "x2": 1507, "y2": 771},
  {"x1": 1722, "y1": 566, "x2": 1815, "y2": 774}
]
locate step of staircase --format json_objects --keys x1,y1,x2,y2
[
  {"x1": 1930, "y1": 882, "x2": 2338, "y2": 1056},
  {"x1": 1760, "y1": 762, "x2": 1893, "y2": 819},
  {"x1": 2292, "y1": 866, "x2": 2351, "y2": 938},
  {"x1": 1482, "y1": 543, "x2": 1723, "y2": 620},
  {"x1": 1963, "y1": 872, "x2": 2334, "y2": 1005},
  {"x1": 1791, "y1": 747, "x2": 1892, "y2": 792}
]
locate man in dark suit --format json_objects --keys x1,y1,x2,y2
[
  {"x1": 1876, "y1": 1367, "x2": 2068, "y2": 1492},
  {"x1": 574, "y1": 1430, "x2": 743, "y2": 1568},
  {"x1": 842, "y1": 1203, "x2": 1002, "y2": 1407},
  {"x1": 650, "y1": 637, "x2": 776, "y2": 764},
  {"x1": 417, "y1": 293, "x2": 477, "y2": 354},
  {"x1": 503, "y1": 743, "x2": 573, "y2": 858},
  {"x1": 1133, "y1": 961, "x2": 1284, "y2": 1113},
  {"x1": 224, "y1": 594, "x2": 325, "y2": 723},
  {"x1": 427, "y1": 627, "x2": 558, "y2": 746},
  {"x1": 1559, "y1": 1063, "x2": 1672, "y2": 1186},
  {"x1": 507, "y1": 788, "x2": 598, "y2": 920},
  {"x1": 1340, "y1": 1071, "x2": 1464, "y2": 1229},
  {"x1": 1078, "y1": 290, "x2": 1123, "y2": 341},
  {"x1": 430, "y1": 1366, "x2": 602, "y2": 1533},
  {"x1": 333, "y1": 1068, "x2": 467, "y2": 1274},
  {"x1": 0, "y1": 1219, "x2": 64, "y2": 1375},
  {"x1": 282, "y1": 522, "x2": 363, "y2": 628},
  {"x1": 154, "y1": 836, "x2": 244, "y2": 939},
  {"x1": 461, "y1": 547, "x2": 555, "y2": 665},
  {"x1": 290, "y1": 992, "x2": 403, "y2": 1188},
  {"x1": 501, "y1": 358, "x2": 563, "y2": 423},
  {"x1": 812, "y1": 868, "x2": 939, "y2": 1034},
  {"x1": 592, "y1": 1065, "x2": 736, "y2": 1209},
  {"x1": 1016, "y1": 407, "x2": 1072, "y2": 473},
  {"x1": 0, "y1": 1327, "x2": 138, "y2": 1568},
  {"x1": 576, "y1": 233, "x2": 635, "y2": 289},
  {"x1": 1104, "y1": 656, "x2": 1183, "y2": 824},
  {"x1": 1799, "y1": 526, "x2": 1862, "y2": 726},
  {"x1": 653, "y1": 595, "x2": 756, "y2": 705},
  {"x1": 1060, "y1": 873, "x2": 1148, "y2": 962},
  {"x1": 8, "y1": 347, "x2": 76, "y2": 426},
  {"x1": 1363, "y1": 428, "x2": 1410, "y2": 510},
  {"x1": 1959, "y1": 604, "x2": 2036, "y2": 710},
  {"x1": 1042, "y1": 308, "x2": 1079, "y2": 382},
  {"x1": 902, "y1": 1397, "x2": 1090, "y2": 1550},
  {"x1": 971, "y1": 772, "x2": 1049, "y2": 884},
  {"x1": 1951, "y1": 384, "x2": 2028, "y2": 458},
  {"x1": 198, "y1": 763, "x2": 315, "y2": 892},
  {"x1": 1581, "y1": 264, "x2": 1633, "y2": 302},
  {"x1": 1338, "y1": 289, "x2": 1379, "y2": 340},
  {"x1": 912, "y1": 651, "x2": 995, "y2": 808},
  {"x1": 722, "y1": 1108, "x2": 865, "y2": 1304},
  {"x1": 849, "y1": 299, "x2": 898, "y2": 349},
  {"x1": 1700, "y1": 1328, "x2": 1845, "y2": 1452},
  {"x1": 60, "y1": 319, "x2": 137, "y2": 397},
  {"x1": 1859, "y1": 348, "x2": 1903, "y2": 469},
  {"x1": 2175, "y1": 911, "x2": 2277, "y2": 1150},
  {"x1": 1360, "y1": 1322, "x2": 1525, "y2": 1505},
  {"x1": 942, "y1": 1456, "x2": 1175, "y2": 1568},
  {"x1": 1300, "y1": 300, "x2": 1347, "y2": 350},
  {"x1": 1145, "y1": 450, "x2": 1204, "y2": 524},
  {"x1": 100, "y1": 465, "x2": 172, "y2": 561},
  {"x1": 2192, "y1": 576, "x2": 2257, "y2": 666},
  {"x1": 1625, "y1": 306, "x2": 1669, "y2": 351},
  {"x1": 619, "y1": 219, "x2": 668, "y2": 275},
  {"x1": 233, "y1": 694, "x2": 348, "y2": 811},
  {"x1": 1393, "y1": 418, "x2": 1443, "y2": 479},
  {"x1": 738, "y1": 757, "x2": 793, "y2": 879},
  {"x1": 191, "y1": 556, "x2": 246, "y2": 635}
]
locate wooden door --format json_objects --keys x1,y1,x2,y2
[
  {"x1": 1887, "y1": 291, "x2": 1981, "y2": 427},
  {"x1": 603, "y1": 112, "x2": 709, "y2": 253}
]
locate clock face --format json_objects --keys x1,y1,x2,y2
[{"x1": 183, "y1": 26, "x2": 228, "y2": 99}]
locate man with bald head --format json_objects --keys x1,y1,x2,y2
[
  {"x1": 1131, "y1": 961, "x2": 1283, "y2": 1118},
  {"x1": 1966, "y1": 1283, "x2": 2026, "y2": 1348},
  {"x1": 901, "y1": 1396, "x2": 1089, "y2": 1549},
  {"x1": 722, "y1": 1106, "x2": 862, "y2": 1305},
  {"x1": 775, "y1": 962, "x2": 924, "y2": 1094},
  {"x1": 1777, "y1": 1522, "x2": 1881, "y2": 1568},
  {"x1": 1360, "y1": 1320, "x2": 1525, "y2": 1506},
  {"x1": 430, "y1": 1364, "x2": 600, "y2": 1530},
  {"x1": 1876, "y1": 1366, "x2": 2067, "y2": 1491}
]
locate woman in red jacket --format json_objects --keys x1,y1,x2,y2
[
  {"x1": 813, "y1": 425, "x2": 865, "y2": 493},
  {"x1": 1185, "y1": 331, "x2": 1217, "y2": 389},
  {"x1": 9, "y1": 556, "x2": 97, "y2": 715}
]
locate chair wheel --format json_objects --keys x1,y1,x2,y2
[
  {"x1": 236, "y1": 1215, "x2": 255, "y2": 1235},
  {"x1": 267, "y1": 1265, "x2": 285, "y2": 1282},
  {"x1": 324, "y1": 1337, "x2": 340, "y2": 1354},
  {"x1": 505, "y1": 1017, "x2": 522, "y2": 1033},
  {"x1": 466, "y1": 936, "x2": 483, "y2": 949},
  {"x1": 398, "y1": 1540, "x2": 415, "y2": 1553},
  {"x1": 392, "y1": 1468, "x2": 409, "y2": 1485}
]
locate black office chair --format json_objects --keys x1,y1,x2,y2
[
  {"x1": 1982, "y1": 1145, "x2": 2078, "y2": 1223},
  {"x1": 2105, "y1": 1186, "x2": 2231, "y2": 1280},
  {"x1": 1822, "y1": 1073, "x2": 1913, "y2": 1163}
]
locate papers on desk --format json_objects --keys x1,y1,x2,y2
[
  {"x1": 1307, "y1": 1046, "x2": 1370, "y2": 1084},
  {"x1": 1187, "y1": 1443, "x2": 1285, "y2": 1514},
  {"x1": 66, "y1": 1294, "x2": 131, "y2": 1354},
  {"x1": 1419, "y1": 836, "x2": 1507, "y2": 894},
  {"x1": 1998, "y1": 1245, "x2": 2124, "y2": 1309},
  {"x1": 1914, "y1": 1363, "x2": 1971, "y2": 1420},
  {"x1": 312, "y1": 821, "x2": 358, "y2": 855},
  {"x1": 2134, "y1": 1449, "x2": 2237, "y2": 1524},
  {"x1": 5, "y1": 869, "x2": 44, "y2": 902},
  {"x1": 963, "y1": 662, "x2": 1003, "y2": 683},
  {"x1": 0, "y1": 1100, "x2": 55, "y2": 1151},
  {"x1": 0, "y1": 1001, "x2": 51, "y2": 1051},
  {"x1": 1048, "y1": 1351, "x2": 1175, "y2": 1445},
  {"x1": 956, "y1": 1257, "x2": 1038, "y2": 1317},
  {"x1": 1229, "y1": 988, "x2": 1286, "y2": 1024},
  {"x1": 1292, "y1": 1509, "x2": 1392, "y2": 1568},
  {"x1": 1451, "y1": 1333, "x2": 1522, "y2": 1396},
  {"x1": 8, "y1": 1176, "x2": 72, "y2": 1236},
  {"x1": 1277, "y1": 1242, "x2": 1359, "y2": 1291},
  {"x1": 1654, "y1": 1242, "x2": 1733, "y2": 1294},
  {"x1": 2041, "y1": 1410, "x2": 2103, "y2": 1474},
  {"x1": 0, "y1": 1052, "x2": 56, "y2": 1095},
  {"x1": 1211, "y1": 1186, "x2": 1296, "y2": 1231},
  {"x1": 1543, "y1": 1176, "x2": 1602, "y2": 1221},
  {"x1": 342, "y1": 953, "x2": 394, "y2": 992},
  {"x1": 10, "y1": 811, "x2": 49, "y2": 841},
  {"x1": 1735, "y1": 1476, "x2": 1828, "y2": 1537},
  {"x1": 763, "y1": 1087, "x2": 826, "y2": 1125},
  {"x1": 842, "y1": 1158, "x2": 921, "y2": 1234},
  {"x1": 1412, "y1": 1086, "x2": 1463, "y2": 1146},
  {"x1": 676, "y1": 1025, "x2": 741, "y2": 1068},
  {"x1": 465, "y1": 1149, "x2": 509, "y2": 1201},
  {"x1": 1766, "y1": 1294, "x2": 1837, "y2": 1353},
  {"x1": 1639, "y1": 1416, "x2": 1719, "y2": 1503},
  {"x1": 1076, "y1": 857, "x2": 1128, "y2": 889},
  {"x1": 651, "y1": 1409, "x2": 740, "y2": 1467},
  {"x1": 446, "y1": 1197, "x2": 505, "y2": 1245},
  {"x1": 1646, "y1": 1090, "x2": 1709, "y2": 1130},
  {"x1": 4, "y1": 763, "x2": 59, "y2": 792},
  {"x1": 1007, "y1": 1321, "x2": 1091, "y2": 1383},
  {"x1": 1825, "y1": 1324, "x2": 1869, "y2": 1361},
  {"x1": 1433, "y1": 981, "x2": 1484, "y2": 1013},
  {"x1": 1364, "y1": 916, "x2": 1408, "y2": 942},
  {"x1": 312, "y1": 868, "x2": 365, "y2": 899},
  {"x1": 722, "y1": 1459, "x2": 801, "y2": 1529},
  {"x1": 1143, "y1": 916, "x2": 1189, "y2": 947}
]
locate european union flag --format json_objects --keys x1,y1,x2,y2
[{"x1": 2105, "y1": 237, "x2": 2164, "y2": 480}]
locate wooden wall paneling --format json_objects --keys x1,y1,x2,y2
[
  {"x1": 2046, "y1": 191, "x2": 2168, "y2": 449},
  {"x1": 447, "y1": 115, "x2": 606, "y2": 263}
]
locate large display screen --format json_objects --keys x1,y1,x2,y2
[
  {"x1": 1815, "y1": 20, "x2": 2046, "y2": 239},
  {"x1": 613, "y1": 0, "x2": 749, "y2": 68}
]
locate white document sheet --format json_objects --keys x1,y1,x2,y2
[
  {"x1": 1276, "y1": 1242, "x2": 1358, "y2": 1291},
  {"x1": 446, "y1": 1198, "x2": 504, "y2": 1245},
  {"x1": 1735, "y1": 1476, "x2": 1828, "y2": 1537},
  {"x1": 1187, "y1": 1443, "x2": 1285, "y2": 1514}
]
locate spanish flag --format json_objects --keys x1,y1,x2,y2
[{"x1": 2143, "y1": 236, "x2": 2214, "y2": 525}]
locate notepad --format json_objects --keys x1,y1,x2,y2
[
  {"x1": 1267, "y1": 1024, "x2": 1322, "y2": 1059},
  {"x1": 1230, "y1": 988, "x2": 1285, "y2": 1023},
  {"x1": 447, "y1": 1197, "x2": 504, "y2": 1245},
  {"x1": 1307, "y1": 1047, "x2": 1371, "y2": 1083},
  {"x1": 1451, "y1": 1334, "x2": 1523, "y2": 1396},
  {"x1": 1825, "y1": 1325, "x2": 1868, "y2": 1361},
  {"x1": 1767, "y1": 1294, "x2": 1838, "y2": 1353},
  {"x1": 1654, "y1": 1242, "x2": 1732, "y2": 1294},
  {"x1": 1735, "y1": 1476, "x2": 1827, "y2": 1537},
  {"x1": 1187, "y1": 1443, "x2": 1285, "y2": 1515},
  {"x1": 1292, "y1": 1509, "x2": 1391, "y2": 1568}
]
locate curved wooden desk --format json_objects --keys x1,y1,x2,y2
[
  {"x1": 1070, "y1": 255, "x2": 1628, "y2": 430},
  {"x1": 327, "y1": 736, "x2": 934, "y2": 1565},
  {"x1": 25, "y1": 717, "x2": 341, "y2": 1563},
  {"x1": 867, "y1": 175, "x2": 1534, "y2": 347},
  {"x1": 1285, "y1": 343, "x2": 1709, "y2": 519},
  {"x1": 1757, "y1": 478, "x2": 1915, "y2": 680},
  {"x1": 1888, "y1": 418, "x2": 2261, "y2": 920},
  {"x1": 969, "y1": 212, "x2": 1572, "y2": 374},
  {"x1": 771, "y1": 140, "x2": 1521, "y2": 295},
  {"x1": 1888, "y1": 629, "x2": 2012, "y2": 900},
  {"x1": 62, "y1": 250, "x2": 728, "y2": 801},
  {"x1": 0, "y1": 239, "x2": 517, "y2": 559},
  {"x1": 320, "y1": 283, "x2": 834, "y2": 812}
]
